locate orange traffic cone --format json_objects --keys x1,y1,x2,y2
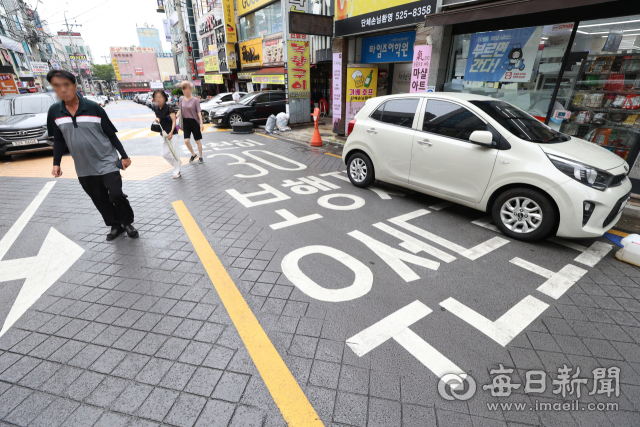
[{"x1": 310, "y1": 107, "x2": 322, "y2": 147}]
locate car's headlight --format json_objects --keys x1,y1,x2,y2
[
  {"x1": 216, "y1": 108, "x2": 228, "y2": 115},
  {"x1": 547, "y1": 154, "x2": 612, "y2": 191}
]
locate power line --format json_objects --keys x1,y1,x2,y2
[{"x1": 44, "y1": 0, "x2": 113, "y2": 25}]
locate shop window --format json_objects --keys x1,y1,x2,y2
[
  {"x1": 422, "y1": 100, "x2": 486, "y2": 140},
  {"x1": 239, "y1": 1, "x2": 283, "y2": 42},
  {"x1": 373, "y1": 99, "x2": 419, "y2": 128}
]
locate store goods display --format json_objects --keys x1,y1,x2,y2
[{"x1": 560, "y1": 53, "x2": 640, "y2": 161}]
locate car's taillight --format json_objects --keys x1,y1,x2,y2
[{"x1": 347, "y1": 119, "x2": 356, "y2": 137}]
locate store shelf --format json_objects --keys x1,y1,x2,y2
[{"x1": 569, "y1": 107, "x2": 640, "y2": 114}]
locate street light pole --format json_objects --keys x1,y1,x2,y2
[
  {"x1": 175, "y1": 0, "x2": 192, "y2": 82},
  {"x1": 62, "y1": 12, "x2": 86, "y2": 92}
]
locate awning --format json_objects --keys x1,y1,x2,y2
[
  {"x1": 251, "y1": 67, "x2": 285, "y2": 84},
  {"x1": 425, "y1": 0, "x2": 637, "y2": 35},
  {"x1": 120, "y1": 88, "x2": 151, "y2": 93}
]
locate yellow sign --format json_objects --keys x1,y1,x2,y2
[
  {"x1": 287, "y1": 41, "x2": 310, "y2": 98},
  {"x1": 227, "y1": 44, "x2": 237, "y2": 69},
  {"x1": 237, "y1": 0, "x2": 276, "y2": 17},
  {"x1": 346, "y1": 66, "x2": 377, "y2": 102},
  {"x1": 336, "y1": 0, "x2": 419, "y2": 20},
  {"x1": 240, "y1": 38, "x2": 263, "y2": 68},
  {"x1": 112, "y1": 58, "x2": 121, "y2": 81},
  {"x1": 204, "y1": 55, "x2": 219, "y2": 72},
  {"x1": 204, "y1": 74, "x2": 224, "y2": 84},
  {"x1": 252, "y1": 75, "x2": 285, "y2": 84},
  {"x1": 223, "y1": 0, "x2": 238, "y2": 43}
]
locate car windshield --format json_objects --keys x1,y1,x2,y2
[
  {"x1": 469, "y1": 100, "x2": 570, "y2": 144},
  {"x1": 0, "y1": 96, "x2": 55, "y2": 116},
  {"x1": 239, "y1": 93, "x2": 260, "y2": 105}
]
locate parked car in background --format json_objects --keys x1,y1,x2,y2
[
  {"x1": 211, "y1": 91, "x2": 286, "y2": 127},
  {"x1": 342, "y1": 92, "x2": 631, "y2": 241},
  {"x1": 199, "y1": 92, "x2": 247, "y2": 123},
  {"x1": 85, "y1": 95, "x2": 104, "y2": 107},
  {"x1": 0, "y1": 93, "x2": 59, "y2": 160}
]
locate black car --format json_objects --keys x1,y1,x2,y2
[
  {"x1": 211, "y1": 91, "x2": 286, "y2": 126},
  {"x1": 0, "y1": 93, "x2": 59, "y2": 160}
]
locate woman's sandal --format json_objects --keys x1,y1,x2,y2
[{"x1": 173, "y1": 173, "x2": 181, "y2": 179}]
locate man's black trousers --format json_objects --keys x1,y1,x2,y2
[{"x1": 78, "y1": 171, "x2": 134, "y2": 227}]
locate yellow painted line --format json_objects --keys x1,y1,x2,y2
[
  {"x1": 172, "y1": 201, "x2": 324, "y2": 427},
  {"x1": 608, "y1": 229, "x2": 629, "y2": 237},
  {"x1": 258, "y1": 133, "x2": 277, "y2": 139},
  {"x1": 324, "y1": 153, "x2": 342, "y2": 158}
]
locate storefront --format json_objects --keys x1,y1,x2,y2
[
  {"x1": 426, "y1": 0, "x2": 640, "y2": 188},
  {"x1": 118, "y1": 81, "x2": 151, "y2": 95}
]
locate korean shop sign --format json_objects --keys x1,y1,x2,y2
[
  {"x1": 346, "y1": 65, "x2": 377, "y2": 123},
  {"x1": 204, "y1": 74, "x2": 224, "y2": 84},
  {"x1": 410, "y1": 45, "x2": 431, "y2": 93},
  {"x1": 223, "y1": 0, "x2": 238, "y2": 43},
  {"x1": 263, "y1": 33, "x2": 284, "y2": 67},
  {"x1": 240, "y1": 38, "x2": 263, "y2": 68},
  {"x1": 112, "y1": 58, "x2": 121, "y2": 81},
  {"x1": 69, "y1": 54, "x2": 87, "y2": 61},
  {"x1": 252, "y1": 74, "x2": 285, "y2": 84},
  {"x1": 287, "y1": 41, "x2": 310, "y2": 98},
  {"x1": 30, "y1": 61, "x2": 49, "y2": 77},
  {"x1": 0, "y1": 74, "x2": 19, "y2": 95},
  {"x1": 204, "y1": 55, "x2": 219, "y2": 72},
  {"x1": 196, "y1": 59, "x2": 206, "y2": 75},
  {"x1": 335, "y1": 0, "x2": 436, "y2": 37},
  {"x1": 464, "y1": 26, "x2": 542, "y2": 82},
  {"x1": 361, "y1": 32, "x2": 415, "y2": 63},
  {"x1": 238, "y1": 0, "x2": 277, "y2": 17}
]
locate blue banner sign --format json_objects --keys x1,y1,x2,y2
[
  {"x1": 464, "y1": 26, "x2": 541, "y2": 82},
  {"x1": 361, "y1": 32, "x2": 416, "y2": 64}
]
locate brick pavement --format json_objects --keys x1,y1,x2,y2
[{"x1": 0, "y1": 135, "x2": 639, "y2": 426}]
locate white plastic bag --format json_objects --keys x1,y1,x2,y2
[
  {"x1": 265, "y1": 114, "x2": 277, "y2": 133},
  {"x1": 276, "y1": 112, "x2": 290, "y2": 131}
]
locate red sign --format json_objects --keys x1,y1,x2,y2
[
  {"x1": 189, "y1": 59, "x2": 195, "y2": 75},
  {"x1": 0, "y1": 74, "x2": 19, "y2": 95},
  {"x1": 196, "y1": 59, "x2": 205, "y2": 75},
  {"x1": 135, "y1": 67, "x2": 143, "y2": 75}
]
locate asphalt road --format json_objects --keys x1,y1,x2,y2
[{"x1": 0, "y1": 100, "x2": 639, "y2": 427}]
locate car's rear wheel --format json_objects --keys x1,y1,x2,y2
[
  {"x1": 347, "y1": 153, "x2": 375, "y2": 188},
  {"x1": 228, "y1": 113, "x2": 244, "y2": 126},
  {"x1": 492, "y1": 188, "x2": 556, "y2": 241}
]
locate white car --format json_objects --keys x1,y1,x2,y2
[
  {"x1": 343, "y1": 93, "x2": 631, "y2": 241},
  {"x1": 85, "y1": 95, "x2": 104, "y2": 107}
]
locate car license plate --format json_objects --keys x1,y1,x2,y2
[
  {"x1": 12, "y1": 139, "x2": 38, "y2": 146},
  {"x1": 619, "y1": 197, "x2": 629, "y2": 214}
]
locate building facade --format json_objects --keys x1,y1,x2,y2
[
  {"x1": 110, "y1": 46, "x2": 175, "y2": 95},
  {"x1": 163, "y1": 0, "x2": 199, "y2": 77}
]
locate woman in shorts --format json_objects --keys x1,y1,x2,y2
[{"x1": 176, "y1": 82, "x2": 204, "y2": 164}]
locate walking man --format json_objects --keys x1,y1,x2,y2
[{"x1": 46, "y1": 69, "x2": 139, "y2": 241}]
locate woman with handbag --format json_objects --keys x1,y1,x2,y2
[
  {"x1": 176, "y1": 81, "x2": 204, "y2": 164},
  {"x1": 151, "y1": 89, "x2": 182, "y2": 179}
]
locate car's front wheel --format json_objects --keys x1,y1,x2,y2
[
  {"x1": 228, "y1": 113, "x2": 244, "y2": 126},
  {"x1": 492, "y1": 188, "x2": 557, "y2": 241},
  {"x1": 347, "y1": 152, "x2": 375, "y2": 188}
]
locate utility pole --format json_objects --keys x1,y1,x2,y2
[
  {"x1": 175, "y1": 0, "x2": 192, "y2": 81},
  {"x1": 62, "y1": 12, "x2": 87, "y2": 93}
]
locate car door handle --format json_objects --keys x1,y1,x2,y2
[
  {"x1": 366, "y1": 128, "x2": 377, "y2": 134},
  {"x1": 418, "y1": 139, "x2": 433, "y2": 146}
]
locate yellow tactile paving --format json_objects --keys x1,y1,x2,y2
[
  {"x1": 0, "y1": 155, "x2": 188, "y2": 181},
  {"x1": 117, "y1": 124, "x2": 227, "y2": 140}
]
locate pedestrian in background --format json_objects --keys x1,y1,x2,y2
[
  {"x1": 176, "y1": 81, "x2": 204, "y2": 164},
  {"x1": 232, "y1": 88, "x2": 241, "y2": 103},
  {"x1": 46, "y1": 69, "x2": 138, "y2": 241},
  {"x1": 151, "y1": 89, "x2": 181, "y2": 179}
]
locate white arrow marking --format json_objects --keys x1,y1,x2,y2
[
  {"x1": 0, "y1": 181, "x2": 56, "y2": 260},
  {"x1": 0, "y1": 182, "x2": 84, "y2": 337}
]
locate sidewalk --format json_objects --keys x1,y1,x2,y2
[{"x1": 259, "y1": 118, "x2": 347, "y2": 147}]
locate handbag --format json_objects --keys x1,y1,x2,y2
[{"x1": 150, "y1": 122, "x2": 162, "y2": 133}]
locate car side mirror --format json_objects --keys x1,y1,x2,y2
[{"x1": 469, "y1": 130, "x2": 495, "y2": 147}]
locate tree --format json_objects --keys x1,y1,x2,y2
[{"x1": 91, "y1": 64, "x2": 115, "y2": 81}]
